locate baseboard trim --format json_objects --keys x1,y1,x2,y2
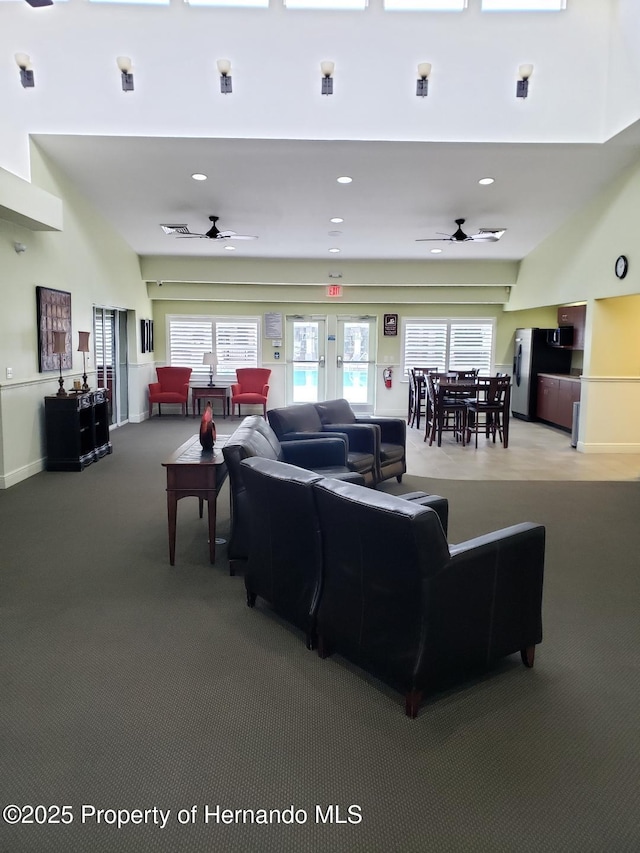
[
  {"x1": 0, "y1": 457, "x2": 45, "y2": 489},
  {"x1": 576, "y1": 441, "x2": 640, "y2": 454}
]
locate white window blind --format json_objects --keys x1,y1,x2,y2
[
  {"x1": 403, "y1": 319, "x2": 494, "y2": 376},
  {"x1": 168, "y1": 316, "x2": 260, "y2": 379},
  {"x1": 403, "y1": 322, "x2": 448, "y2": 375}
]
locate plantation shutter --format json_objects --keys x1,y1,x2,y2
[
  {"x1": 167, "y1": 316, "x2": 260, "y2": 378},
  {"x1": 168, "y1": 318, "x2": 213, "y2": 379},
  {"x1": 215, "y1": 321, "x2": 258, "y2": 376},
  {"x1": 403, "y1": 322, "x2": 447, "y2": 375},
  {"x1": 448, "y1": 322, "x2": 493, "y2": 375}
]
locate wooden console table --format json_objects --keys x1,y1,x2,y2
[
  {"x1": 192, "y1": 385, "x2": 229, "y2": 419},
  {"x1": 162, "y1": 434, "x2": 228, "y2": 566}
]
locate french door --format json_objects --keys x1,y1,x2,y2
[{"x1": 285, "y1": 315, "x2": 377, "y2": 409}]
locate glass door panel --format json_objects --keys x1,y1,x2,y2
[
  {"x1": 337, "y1": 318, "x2": 376, "y2": 411},
  {"x1": 286, "y1": 317, "x2": 326, "y2": 404}
]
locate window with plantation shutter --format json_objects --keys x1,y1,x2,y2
[
  {"x1": 403, "y1": 322, "x2": 447, "y2": 376},
  {"x1": 402, "y1": 318, "x2": 494, "y2": 376},
  {"x1": 449, "y1": 322, "x2": 494, "y2": 374},
  {"x1": 167, "y1": 315, "x2": 260, "y2": 380}
]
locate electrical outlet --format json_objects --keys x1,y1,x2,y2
[{"x1": 6, "y1": 367, "x2": 13, "y2": 379}]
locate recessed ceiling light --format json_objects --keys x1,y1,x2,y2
[
  {"x1": 328, "y1": 230, "x2": 342, "y2": 237},
  {"x1": 336, "y1": 176, "x2": 352, "y2": 184},
  {"x1": 430, "y1": 248, "x2": 443, "y2": 254},
  {"x1": 224, "y1": 245, "x2": 236, "y2": 251},
  {"x1": 329, "y1": 248, "x2": 341, "y2": 253},
  {"x1": 191, "y1": 173, "x2": 207, "y2": 181},
  {"x1": 478, "y1": 177, "x2": 494, "y2": 185},
  {"x1": 330, "y1": 217, "x2": 344, "y2": 223}
]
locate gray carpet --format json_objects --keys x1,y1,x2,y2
[{"x1": 1, "y1": 416, "x2": 639, "y2": 852}]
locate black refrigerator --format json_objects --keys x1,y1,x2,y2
[{"x1": 511, "y1": 328, "x2": 572, "y2": 420}]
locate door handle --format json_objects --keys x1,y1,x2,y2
[
  {"x1": 319, "y1": 355, "x2": 325, "y2": 369},
  {"x1": 337, "y1": 355, "x2": 343, "y2": 368}
]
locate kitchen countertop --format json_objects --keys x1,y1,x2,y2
[{"x1": 537, "y1": 373, "x2": 581, "y2": 382}]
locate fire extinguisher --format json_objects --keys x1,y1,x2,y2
[{"x1": 383, "y1": 367, "x2": 393, "y2": 389}]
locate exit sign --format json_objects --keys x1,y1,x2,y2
[{"x1": 327, "y1": 285, "x2": 343, "y2": 297}]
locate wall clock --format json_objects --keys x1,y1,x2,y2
[{"x1": 615, "y1": 255, "x2": 628, "y2": 279}]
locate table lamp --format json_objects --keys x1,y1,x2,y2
[
  {"x1": 52, "y1": 330, "x2": 67, "y2": 396},
  {"x1": 203, "y1": 352, "x2": 218, "y2": 387},
  {"x1": 77, "y1": 330, "x2": 90, "y2": 392}
]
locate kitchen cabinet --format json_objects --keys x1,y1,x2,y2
[
  {"x1": 558, "y1": 305, "x2": 586, "y2": 350},
  {"x1": 536, "y1": 374, "x2": 581, "y2": 430}
]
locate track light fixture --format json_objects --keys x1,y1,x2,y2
[
  {"x1": 517, "y1": 64, "x2": 533, "y2": 99},
  {"x1": 321, "y1": 61, "x2": 334, "y2": 96},
  {"x1": 116, "y1": 56, "x2": 134, "y2": 92},
  {"x1": 416, "y1": 62, "x2": 431, "y2": 98},
  {"x1": 15, "y1": 53, "x2": 34, "y2": 88},
  {"x1": 217, "y1": 59, "x2": 232, "y2": 94}
]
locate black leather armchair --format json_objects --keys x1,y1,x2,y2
[
  {"x1": 267, "y1": 403, "x2": 378, "y2": 485},
  {"x1": 239, "y1": 456, "x2": 450, "y2": 651},
  {"x1": 312, "y1": 478, "x2": 545, "y2": 718},
  {"x1": 315, "y1": 398, "x2": 406, "y2": 483},
  {"x1": 222, "y1": 415, "x2": 363, "y2": 574}
]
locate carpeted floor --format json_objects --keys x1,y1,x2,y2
[{"x1": 1, "y1": 417, "x2": 639, "y2": 852}]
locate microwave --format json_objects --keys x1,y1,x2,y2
[{"x1": 547, "y1": 326, "x2": 574, "y2": 347}]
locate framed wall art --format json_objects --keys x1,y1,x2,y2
[
  {"x1": 36, "y1": 286, "x2": 72, "y2": 372},
  {"x1": 140, "y1": 319, "x2": 154, "y2": 353}
]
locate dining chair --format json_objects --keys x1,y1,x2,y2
[
  {"x1": 424, "y1": 373, "x2": 468, "y2": 447},
  {"x1": 409, "y1": 367, "x2": 435, "y2": 429},
  {"x1": 465, "y1": 375, "x2": 511, "y2": 448}
]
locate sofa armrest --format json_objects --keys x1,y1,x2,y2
[
  {"x1": 279, "y1": 430, "x2": 347, "y2": 444},
  {"x1": 358, "y1": 416, "x2": 406, "y2": 446},
  {"x1": 281, "y1": 437, "x2": 349, "y2": 468},
  {"x1": 447, "y1": 522, "x2": 545, "y2": 652},
  {"x1": 323, "y1": 422, "x2": 380, "y2": 455},
  {"x1": 148, "y1": 382, "x2": 161, "y2": 393}
]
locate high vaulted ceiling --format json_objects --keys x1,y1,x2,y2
[{"x1": 3, "y1": 0, "x2": 640, "y2": 265}]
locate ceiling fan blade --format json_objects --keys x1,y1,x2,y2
[
  {"x1": 25, "y1": 0, "x2": 53, "y2": 6},
  {"x1": 177, "y1": 234, "x2": 208, "y2": 239},
  {"x1": 415, "y1": 238, "x2": 450, "y2": 242},
  {"x1": 219, "y1": 234, "x2": 258, "y2": 241}
]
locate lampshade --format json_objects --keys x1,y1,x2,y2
[
  {"x1": 203, "y1": 352, "x2": 218, "y2": 368},
  {"x1": 519, "y1": 64, "x2": 533, "y2": 80},
  {"x1": 320, "y1": 61, "x2": 335, "y2": 77},
  {"x1": 52, "y1": 331, "x2": 66, "y2": 355},
  {"x1": 116, "y1": 56, "x2": 132, "y2": 73},
  {"x1": 15, "y1": 53, "x2": 31, "y2": 70},
  {"x1": 417, "y1": 62, "x2": 432, "y2": 80},
  {"x1": 77, "y1": 331, "x2": 90, "y2": 353},
  {"x1": 217, "y1": 59, "x2": 231, "y2": 76}
]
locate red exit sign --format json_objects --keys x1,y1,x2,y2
[{"x1": 327, "y1": 285, "x2": 343, "y2": 297}]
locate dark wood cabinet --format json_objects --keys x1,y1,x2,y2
[
  {"x1": 537, "y1": 374, "x2": 580, "y2": 431},
  {"x1": 45, "y1": 389, "x2": 112, "y2": 471},
  {"x1": 558, "y1": 304, "x2": 586, "y2": 350}
]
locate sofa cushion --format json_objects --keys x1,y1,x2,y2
[
  {"x1": 316, "y1": 398, "x2": 357, "y2": 425},
  {"x1": 268, "y1": 403, "x2": 323, "y2": 437}
]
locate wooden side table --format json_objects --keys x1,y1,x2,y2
[
  {"x1": 162, "y1": 435, "x2": 228, "y2": 565},
  {"x1": 192, "y1": 385, "x2": 229, "y2": 419}
]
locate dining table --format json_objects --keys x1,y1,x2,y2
[{"x1": 424, "y1": 376, "x2": 511, "y2": 449}]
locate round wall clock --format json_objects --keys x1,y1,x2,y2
[{"x1": 615, "y1": 255, "x2": 628, "y2": 279}]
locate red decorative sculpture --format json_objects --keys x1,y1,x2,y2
[{"x1": 199, "y1": 403, "x2": 216, "y2": 450}]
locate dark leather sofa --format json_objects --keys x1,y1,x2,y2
[
  {"x1": 239, "y1": 456, "x2": 449, "y2": 651},
  {"x1": 267, "y1": 399, "x2": 406, "y2": 485},
  {"x1": 312, "y1": 478, "x2": 545, "y2": 718},
  {"x1": 222, "y1": 415, "x2": 364, "y2": 573}
]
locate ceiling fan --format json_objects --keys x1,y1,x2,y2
[
  {"x1": 24, "y1": 0, "x2": 53, "y2": 6},
  {"x1": 416, "y1": 218, "x2": 506, "y2": 244},
  {"x1": 160, "y1": 216, "x2": 258, "y2": 241}
]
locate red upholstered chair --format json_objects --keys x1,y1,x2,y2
[
  {"x1": 231, "y1": 368, "x2": 271, "y2": 417},
  {"x1": 148, "y1": 367, "x2": 192, "y2": 418}
]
